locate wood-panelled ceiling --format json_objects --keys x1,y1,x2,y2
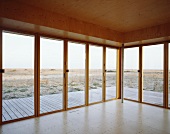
[{"x1": 15, "y1": 0, "x2": 170, "y2": 32}]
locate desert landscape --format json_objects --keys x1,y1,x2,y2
[
  {"x1": 3, "y1": 69, "x2": 116, "y2": 100},
  {"x1": 124, "y1": 70, "x2": 164, "y2": 92},
  {"x1": 2, "y1": 69, "x2": 170, "y2": 103}
]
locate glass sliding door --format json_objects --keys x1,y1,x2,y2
[
  {"x1": 68, "y1": 42, "x2": 85, "y2": 108},
  {"x1": 40, "y1": 37, "x2": 63, "y2": 114},
  {"x1": 106, "y1": 48, "x2": 117, "y2": 100},
  {"x1": 124, "y1": 47, "x2": 139, "y2": 101},
  {"x1": 143, "y1": 44, "x2": 163, "y2": 106},
  {"x1": 2, "y1": 32, "x2": 34, "y2": 122},
  {"x1": 89, "y1": 45, "x2": 103, "y2": 103}
]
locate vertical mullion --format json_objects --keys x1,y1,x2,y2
[
  {"x1": 85, "y1": 44, "x2": 89, "y2": 106},
  {"x1": 139, "y1": 46, "x2": 143, "y2": 103},
  {"x1": 121, "y1": 44, "x2": 124, "y2": 103},
  {"x1": 164, "y1": 42, "x2": 168, "y2": 108},
  {"x1": 63, "y1": 39, "x2": 68, "y2": 110},
  {"x1": 0, "y1": 29, "x2": 2, "y2": 124},
  {"x1": 116, "y1": 48, "x2": 121, "y2": 99},
  {"x1": 102, "y1": 46, "x2": 106, "y2": 102},
  {"x1": 35, "y1": 34, "x2": 40, "y2": 116}
]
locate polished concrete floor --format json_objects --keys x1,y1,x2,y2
[{"x1": 0, "y1": 100, "x2": 170, "y2": 134}]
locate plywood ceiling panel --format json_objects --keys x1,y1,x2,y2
[
  {"x1": 14, "y1": 0, "x2": 170, "y2": 32},
  {"x1": 0, "y1": 18, "x2": 121, "y2": 47}
]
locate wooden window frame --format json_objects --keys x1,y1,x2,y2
[
  {"x1": 105, "y1": 47, "x2": 118, "y2": 101},
  {"x1": 0, "y1": 28, "x2": 119, "y2": 125},
  {"x1": 1, "y1": 30, "x2": 36, "y2": 124},
  {"x1": 125, "y1": 43, "x2": 170, "y2": 109},
  {"x1": 123, "y1": 46, "x2": 140, "y2": 102}
]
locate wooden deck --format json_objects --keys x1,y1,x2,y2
[
  {"x1": 124, "y1": 87, "x2": 165, "y2": 105},
  {"x1": 2, "y1": 87, "x2": 170, "y2": 122}
]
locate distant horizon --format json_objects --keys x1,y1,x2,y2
[{"x1": 3, "y1": 68, "x2": 164, "y2": 71}]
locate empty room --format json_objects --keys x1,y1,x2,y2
[{"x1": 0, "y1": 0, "x2": 170, "y2": 134}]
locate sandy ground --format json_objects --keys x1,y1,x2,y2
[
  {"x1": 124, "y1": 70, "x2": 164, "y2": 92},
  {"x1": 2, "y1": 69, "x2": 169, "y2": 100}
]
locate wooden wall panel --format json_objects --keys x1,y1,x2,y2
[{"x1": 123, "y1": 23, "x2": 170, "y2": 43}]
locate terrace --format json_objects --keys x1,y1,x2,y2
[{"x1": 3, "y1": 87, "x2": 169, "y2": 122}]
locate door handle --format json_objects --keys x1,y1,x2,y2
[
  {"x1": 0, "y1": 69, "x2": 5, "y2": 73},
  {"x1": 66, "y1": 69, "x2": 69, "y2": 72}
]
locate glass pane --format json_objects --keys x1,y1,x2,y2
[
  {"x1": 89, "y1": 45, "x2": 102, "y2": 103},
  {"x1": 2, "y1": 32, "x2": 34, "y2": 121},
  {"x1": 40, "y1": 38, "x2": 63, "y2": 114},
  {"x1": 68, "y1": 42, "x2": 85, "y2": 108},
  {"x1": 106, "y1": 48, "x2": 117, "y2": 100},
  {"x1": 143, "y1": 44, "x2": 163, "y2": 106},
  {"x1": 124, "y1": 47, "x2": 139, "y2": 101}
]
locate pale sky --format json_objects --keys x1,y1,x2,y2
[
  {"x1": 124, "y1": 45, "x2": 163, "y2": 70},
  {"x1": 106, "y1": 48, "x2": 117, "y2": 69},
  {"x1": 40, "y1": 37, "x2": 63, "y2": 69},
  {"x1": 124, "y1": 47, "x2": 139, "y2": 69},
  {"x1": 3, "y1": 32, "x2": 34, "y2": 68},
  {"x1": 68, "y1": 42, "x2": 85, "y2": 69},
  {"x1": 143, "y1": 44, "x2": 163, "y2": 70},
  {"x1": 2, "y1": 32, "x2": 164, "y2": 70}
]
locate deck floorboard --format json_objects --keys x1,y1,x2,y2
[{"x1": 2, "y1": 88, "x2": 168, "y2": 122}]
